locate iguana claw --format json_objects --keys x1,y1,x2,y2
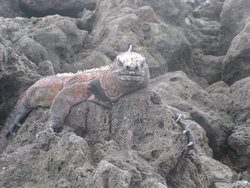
[
  {"x1": 175, "y1": 114, "x2": 183, "y2": 123},
  {"x1": 48, "y1": 127, "x2": 54, "y2": 132},
  {"x1": 17, "y1": 123, "x2": 22, "y2": 127},
  {"x1": 187, "y1": 141, "x2": 194, "y2": 147}
]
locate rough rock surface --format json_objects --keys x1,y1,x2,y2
[
  {"x1": 0, "y1": 89, "x2": 240, "y2": 188},
  {"x1": 91, "y1": 0, "x2": 194, "y2": 79},
  {"x1": 150, "y1": 71, "x2": 234, "y2": 158},
  {"x1": 0, "y1": 36, "x2": 40, "y2": 127},
  {"x1": 228, "y1": 76, "x2": 250, "y2": 124},
  {"x1": 1, "y1": 0, "x2": 250, "y2": 187},
  {"x1": 0, "y1": 0, "x2": 25, "y2": 18},
  {"x1": 0, "y1": 15, "x2": 89, "y2": 73},
  {"x1": 192, "y1": 48, "x2": 224, "y2": 84},
  {"x1": 225, "y1": 77, "x2": 250, "y2": 174},
  {"x1": 222, "y1": 19, "x2": 250, "y2": 84},
  {"x1": 207, "y1": 79, "x2": 250, "y2": 180},
  {"x1": 185, "y1": 12, "x2": 223, "y2": 56},
  {"x1": 168, "y1": 154, "x2": 237, "y2": 188},
  {"x1": 193, "y1": 0, "x2": 223, "y2": 21},
  {"x1": 19, "y1": 0, "x2": 96, "y2": 17},
  {"x1": 220, "y1": 0, "x2": 250, "y2": 52},
  {"x1": 227, "y1": 123, "x2": 250, "y2": 172},
  {"x1": 0, "y1": 89, "x2": 186, "y2": 188}
]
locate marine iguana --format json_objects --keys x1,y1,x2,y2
[
  {"x1": 4, "y1": 47, "x2": 150, "y2": 137},
  {"x1": 3, "y1": 46, "x2": 196, "y2": 151}
]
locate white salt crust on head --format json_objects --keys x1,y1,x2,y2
[
  {"x1": 117, "y1": 52, "x2": 145, "y2": 62},
  {"x1": 117, "y1": 52, "x2": 146, "y2": 67}
]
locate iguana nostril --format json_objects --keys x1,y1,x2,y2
[{"x1": 126, "y1": 66, "x2": 138, "y2": 71}]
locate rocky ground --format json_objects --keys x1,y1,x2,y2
[{"x1": 0, "y1": 0, "x2": 250, "y2": 187}]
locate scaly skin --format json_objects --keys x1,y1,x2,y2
[{"x1": 4, "y1": 51, "x2": 150, "y2": 138}]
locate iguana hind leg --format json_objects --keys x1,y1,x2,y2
[
  {"x1": 5, "y1": 102, "x2": 31, "y2": 138},
  {"x1": 5, "y1": 86, "x2": 59, "y2": 138}
]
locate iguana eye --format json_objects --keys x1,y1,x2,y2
[
  {"x1": 117, "y1": 60, "x2": 123, "y2": 67},
  {"x1": 140, "y1": 61, "x2": 145, "y2": 68}
]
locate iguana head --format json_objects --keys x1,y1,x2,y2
[{"x1": 111, "y1": 51, "x2": 150, "y2": 87}]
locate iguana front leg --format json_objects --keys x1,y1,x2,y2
[{"x1": 47, "y1": 82, "x2": 91, "y2": 131}]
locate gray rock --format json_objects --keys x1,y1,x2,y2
[
  {"x1": 167, "y1": 153, "x2": 237, "y2": 188},
  {"x1": 0, "y1": 36, "x2": 40, "y2": 129},
  {"x1": 206, "y1": 81, "x2": 232, "y2": 113},
  {"x1": 229, "y1": 76, "x2": 250, "y2": 123},
  {"x1": 232, "y1": 180, "x2": 250, "y2": 188},
  {"x1": 207, "y1": 78, "x2": 250, "y2": 176},
  {"x1": 184, "y1": 17, "x2": 223, "y2": 56},
  {"x1": 0, "y1": 17, "x2": 31, "y2": 43},
  {"x1": 227, "y1": 123, "x2": 250, "y2": 172},
  {"x1": 0, "y1": 124, "x2": 93, "y2": 188},
  {"x1": 0, "y1": 87, "x2": 239, "y2": 188},
  {"x1": 192, "y1": 48, "x2": 224, "y2": 84},
  {"x1": 193, "y1": 0, "x2": 223, "y2": 21},
  {"x1": 16, "y1": 36, "x2": 48, "y2": 65},
  {"x1": 19, "y1": 0, "x2": 96, "y2": 17},
  {"x1": 200, "y1": 156, "x2": 237, "y2": 188},
  {"x1": 0, "y1": 89, "x2": 187, "y2": 187},
  {"x1": 76, "y1": 9, "x2": 96, "y2": 31},
  {"x1": 37, "y1": 60, "x2": 55, "y2": 76},
  {"x1": 167, "y1": 152, "x2": 209, "y2": 188},
  {"x1": 0, "y1": 0, "x2": 25, "y2": 18},
  {"x1": 140, "y1": 178, "x2": 168, "y2": 188},
  {"x1": 0, "y1": 15, "x2": 89, "y2": 73},
  {"x1": 241, "y1": 171, "x2": 250, "y2": 182},
  {"x1": 220, "y1": 0, "x2": 250, "y2": 52},
  {"x1": 136, "y1": 0, "x2": 190, "y2": 26},
  {"x1": 0, "y1": 0, "x2": 223, "y2": 85},
  {"x1": 67, "y1": 89, "x2": 187, "y2": 180},
  {"x1": 222, "y1": 19, "x2": 250, "y2": 85},
  {"x1": 89, "y1": 160, "x2": 131, "y2": 188},
  {"x1": 150, "y1": 71, "x2": 235, "y2": 158},
  {"x1": 92, "y1": 0, "x2": 194, "y2": 78},
  {"x1": 62, "y1": 52, "x2": 112, "y2": 73}
]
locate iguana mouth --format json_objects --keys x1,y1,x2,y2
[{"x1": 119, "y1": 74, "x2": 144, "y2": 81}]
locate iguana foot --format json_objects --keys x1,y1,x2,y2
[
  {"x1": 48, "y1": 124, "x2": 60, "y2": 132},
  {"x1": 5, "y1": 123, "x2": 18, "y2": 139},
  {"x1": 47, "y1": 120, "x2": 63, "y2": 133},
  {"x1": 36, "y1": 127, "x2": 54, "y2": 139},
  {"x1": 5, "y1": 122, "x2": 24, "y2": 139}
]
